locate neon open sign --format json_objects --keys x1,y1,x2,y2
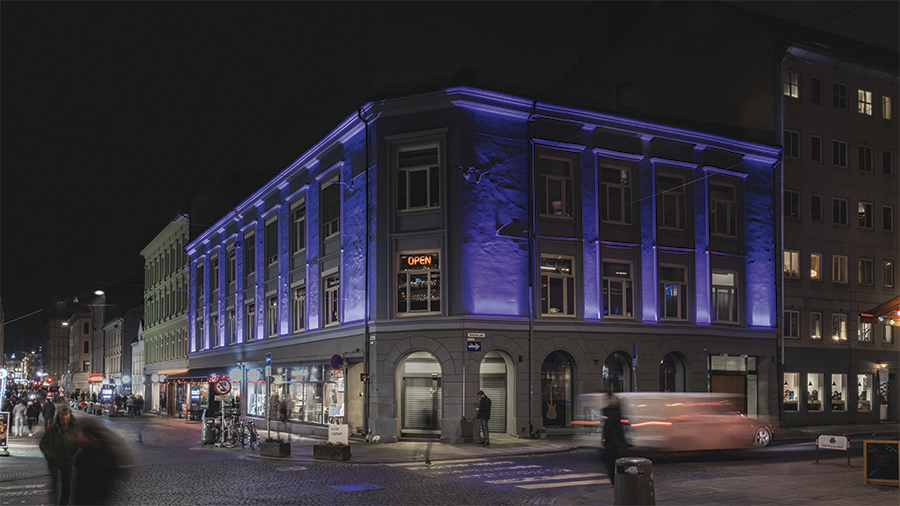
[{"x1": 400, "y1": 254, "x2": 438, "y2": 270}]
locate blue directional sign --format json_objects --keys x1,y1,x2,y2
[
  {"x1": 265, "y1": 353, "x2": 272, "y2": 366},
  {"x1": 467, "y1": 341, "x2": 482, "y2": 352}
]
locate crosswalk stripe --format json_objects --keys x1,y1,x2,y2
[
  {"x1": 487, "y1": 472, "x2": 602, "y2": 485},
  {"x1": 516, "y1": 478, "x2": 610, "y2": 489}
]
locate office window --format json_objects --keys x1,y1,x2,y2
[
  {"x1": 292, "y1": 284, "x2": 305, "y2": 332},
  {"x1": 832, "y1": 314, "x2": 847, "y2": 340},
  {"x1": 321, "y1": 179, "x2": 341, "y2": 239},
  {"x1": 832, "y1": 82, "x2": 847, "y2": 109},
  {"x1": 784, "y1": 310, "x2": 799, "y2": 338},
  {"x1": 265, "y1": 218, "x2": 278, "y2": 266},
  {"x1": 324, "y1": 272, "x2": 340, "y2": 326},
  {"x1": 211, "y1": 256, "x2": 219, "y2": 292},
  {"x1": 397, "y1": 147, "x2": 440, "y2": 211},
  {"x1": 397, "y1": 253, "x2": 441, "y2": 314},
  {"x1": 832, "y1": 255, "x2": 848, "y2": 283},
  {"x1": 858, "y1": 89, "x2": 873, "y2": 115},
  {"x1": 226, "y1": 249, "x2": 236, "y2": 284},
  {"x1": 538, "y1": 155, "x2": 574, "y2": 218},
  {"x1": 811, "y1": 194, "x2": 823, "y2": 222},
  {"x1": 883, "y1": 95, "x2": 893, "y2": 120},
  {"x1": 859, "y1": 201, "x2": 873, "y2": 229},
  {"x1": 245, "y1": 303, "x2": 255, "y2": 342},
  {"x1": 858, "y1": 316, "x2": 872, "y2": 342},
  {"x1": 884, "y1": 151, "x2": 894, "y2": 175},
  {"x1": 784, "y1": 190, "x2": 800, "y2": 219},
  {"x1": 83, "y1": 341, "x2": 90, "y2": 354},
  {"x1": 810, "y1": 253, "x2": 823, "y2": 281},
  {"x1": 266, "y1": 295, "x2": 278, "y2": 337},
  {"x1": 784, "y1": 250, "x2": 800, "y2": 278},
  {"x1": 600, "y1": 165, "x2": 632, "y2": 224},
  {"x1": 858, "y1": 145, "x2": 873, "y2": 172},
  {"x1": 784, "y1": 130, "x2": 800, "y2": 158},
  {"x1": 832, "y1": 197, "x2": 848, "y2": 225},
  {"x1": 711, "y1": 270, "x2": 738, "y2": 323},
  {"x1": 884, "y1": 260, "x2": 894, "y2": 288},
  {"x1": 810, "y1": 76, "x2": 823, "y2": 105},
  {"x1": 783, "y1": 70, "x2": 799, "y2": 98},
  {"x1": 884, "y1": 326, "x2": 894, "y2": 344},
  {"x1": 244, "y1": 233, "x2": 255, "y2": 275},
  {"x1": 292, "y1": 203, "x2": 306, "y2": 254},
  {"x1": 885, "y1": 206, "x2": 895, "y2": 232},
  {"x1": 541, "y1": 257, "x2": 575, "y2": 316},
  {"x1": 659, "y1": 265, "x2": 688, "y2": 320},
  {"x1": 226, "y1": 308, "x2": 235, "y2": 345},
  {"x1": 810, "y1": 135, "x2": 823, "y2": 163},
  {"x1": 709, "y1": 183, "x2": 737, "y2": 236},
  {"x1": 657, "y1": 174, "x2": 686, "y2": 229},
  {"x1": 602, "y1": 261, "x2": 633, "y2": 318},
  {"x1": 810, "y1": 312, "x2": 822, "y2": 340},
  {"x1": 832, "y1": 140, "x2": 848, "y2": 167},
  {"x1": 859, "y1": 258, "x2": 874, "y2": 286}
]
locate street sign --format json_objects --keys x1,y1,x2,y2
[
  {"x1": 214, "y1": 395, "x2": 230, "y2": 402},
  {"x1": 331, "y1": 355, "x2": 344, "y2": 370},
  {"x1": 360, "y1": 373, "x2": 369, "y2": 382},
  {"x1": 265, "y1": 353, "x2": 272, "y2": 366},
  {"x1": 214, "y1": 379, "x2": 232, "y2": 396},
  {"x1": 467, "y1": 341, "x2": 482, "y2": 352}
]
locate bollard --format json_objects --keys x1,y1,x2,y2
[{"x1": 614, "y1": 457, "x2": 655, "y2": 505}]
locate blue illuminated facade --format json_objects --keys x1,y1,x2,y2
[{"x1": 185, "y1": 85, "x2": 781, "y2": 443}]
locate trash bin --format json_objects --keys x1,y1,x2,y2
[
  {"x1": 614, "y1": 457, "x2": 655, "y2": 505},
  {"x1": 201, "y1": 417, "x2": 216, "y2": 445}
]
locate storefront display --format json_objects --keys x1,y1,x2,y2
[
  {"x1": 783, "y1": 372, "x2": 798, "y2": 411},
  {"x1": 807, "y1": 372, "x2": 823, "y2": 411},
  {"x1": 247, "y1": 363, "x2": 345, "y2": 425},
  {"x1": 830, "y1": 374, "x2": 847, "y2": 411},
  {"x1": 858, "y1": 373, "x2": 873, "y2": 411}
]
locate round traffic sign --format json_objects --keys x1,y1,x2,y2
[
  {"x1": 214, "y1": 379, "x2": 232, "y2": 395},
  {"x1": 331, "y1": 354, "x2": 344, "y2": 370}
]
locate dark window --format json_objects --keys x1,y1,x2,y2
[
  {"x1": 397, "y1": 147, "x2": 440, "y2": 211},
  {"x1": 833, "y1": 198, "x2": 848, "y2": 225},
  {"x1": 884, "y1": 151, "x2": 893, "y2": 176},
  {"x1": 858, "y1": 146, "x2": 873, "y2": 172},
  {"x1": 292, "y1": 204, "x2": 306, "y2": 253},
  {"x1": 832, "y1": 140, "x2": 848, "y2": 167},
  {"x1": 810, "y1": 77, "x2": 823, "y2": 105},
  {"x1": 244, "y1": 234, "x2": 255, "y2": 275},
  {"x1": 884, "y1": 206, "x2": 894, "y2": 232},
  {"x1": 832, "y1": 82, "x2": 847, "y2": 109},
  {"x1": 784, "y1": 190, "x2": 800, "y2": 219},
  {"x1": 537, "y1": 155, "x2": 574, "y2": 218},
  {"x1": 784, "y1": 130, "x2": 800, "y2": 158},
  {"x1": 810, "y1": 136, "x2": 822, "y2": 163},
  {"x1": 265, "y1": 219, "x2": 278, "y2": 266},
  {"x1": 321, "y1": 181, "x2": 341, "y2": 238},
  {"x1": 811, "y1": 195, "x2": 823, "y2": 222},
  {"x1": 83, "y1": 341, "x2": 89, "y2": 354},
  {"x1": 657, "y1": 174, "x2": 686, "y2": 229},
  {"x1": 83, "y1": 322, "x2": 89, "y2": 334}
]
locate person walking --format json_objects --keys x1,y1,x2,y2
[
  {"x1": 126, "y1": 396, "x2": 134, "y2": 416},
  {"x1": 476, "y1": 390, "x2": 492, "y2": 446},
  {"x1": 43, "y1": 397, "x2": 57, "y2": 430},
  {"x1": 73, "y1": 417, "x2": 132, "y2": 505},
  {"x1": 26, "y1": 399, "x2": 42, "y2": 436},
  {"x1": 13, "y1": 399, "x2": 27, "y2": 436},
  {"x1": 40, "y1": 407, "x2": 81, "y2": 505},
  {"x1": 602, "y1": 393, "x2": 629, "y2": 485},
  {"x1": 134, "y1": 395, "x2": 144, "y2": 417}
]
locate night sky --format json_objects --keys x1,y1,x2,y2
[{"x1": 1, "y1": 1, "x2": 896, "y2": 351}]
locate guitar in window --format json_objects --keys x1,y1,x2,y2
[{"x1": 546, "y1": 376, "x2": 558, "y2": 420}]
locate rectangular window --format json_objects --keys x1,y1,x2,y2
[
  {"x1": 784, "y1": 372, "x2": 799, "y2": 410},
  {"x1": 227, "y1": 249, "x2": 236, "y2": 284},
  {"x1": 709, "y1": 183, "x2": 737, "y2": 236},
  {"x1": 324, "y1": 272, "x2": 340, "y2": 326},
  {"x1": 811, "y1": 194, "x2": 823, "y2": 222},
  {"x1": 211, "y1": 256, "x2": 219, "y2": 292},
  {"x1": 859, "y1": 258, "x2": 874, "y2": 286},
  {"x1": 265, "y1": 218, "x2": 278, "y2": 266},
  {"x1": 858, "y1": 89, "x2": 873, "y2": 115},
  {"x1": 884, "y1": 150, "x2": 894, "y2": 175},
  {"x1": 858, "y1": 145, "x2": 873, "y2": 172},
  {"x1": 397, "y1": 147, "x2": 440, "y2": 211},
  {"x1": 832, "y1": 82, "x2": 847, "y2": 109},
  {"x1": 883, "y1": 95, "x2": 893, "y2": 120},
  {"x1": 810, "y1": 76, "x2": 823, "y2": 105},
  {"x1": 83, "y1": 322, "x2": 89, "y2": 334},
  {"x1": 246, "y1": 303, "x2": 255, "y2": 342},
  {"x1": 321, "y1": 179, "x2": 341, "y2": 239},
  {"x1": 292, "y1": 285, "x2": 305, "y2": 332},
  {"x1": 832, "y1": 313, "x2": 847, "y2": 340},
  {"x1": 397, "y1": 253, "x2": 441, "y2": 314},
  {"x1": 600, "y1": 165, "x2": 632, "y2": 224},
  {"x1": 884, "y1": 326, "x2": 894, "y2": 344},
  {"x1": 810, "y1": 253, "x2": 823, "y2": 281},
  {"x1": 884, "y1": 205, "x2": 894, "y2": 232},
  {"x1": 541, "y1": 257, "x2": 575, "y2": 316},
  {"x1": 292, "y1": 203, "x2": 306, "y2": 254},
  {"x1": 784, "y1": 250, "x2": 800, "y2": 278},
  {"x1": 784, "y1": 130, "x2": 800, "y2": 158},
  {"x1": 266, "y1": 295, "x2": 278, "y2": 337},
  {"x1": 226, "y1": 308, "x2": 235, "y2": 345},
  {"x1": 83, "y1": 361, "x2": 90, "y2": 372},
  {"x1": 659, "y1": 265, "x2": 688, "y2": 320},
  {"x1": 211, "y1": 314, "x2": 219, "y2": 348},
  {"x1": 538, "y1": 155, "x2": 574, "y2": 218},
  {"x1": 808, "y1": 372, "x2": 823, "y2": 411},
  {"x1": 859, "y1": 201, "x2": 873, "y2": 229},
  {"x1": 83, "y1": 341, "x2": 90, "y2": 354},
  {"x1": 831, "y1": 374, "x2": 848, "y2": 411},
  {"x1": 784, "y1": 310, "x2": 799, "y2": 338},
  {"x1": 657, "y1": 174, "x2": 686, "y2": 229},
  {"x1": 832, "y1": 197, "x2": 848, "y2": 225},
  {"x1": 784, "y1": 190, "x2": 800, "y2": 219},
  {"x1": 712, "y1": 270, "x2": 738, "y2": 323},
  {"x1": 885, "y1": 260, "x2": 895, "y2": 288},
  {"x1": 832, "y1": 255, "x2": 848, "y2": 283},
  {"x1": 810, "y1": 135, "x2": 823, "y2": 163},
  {"x1": 783, "y1": 70, "x2": 799, "y2": 98},
  {"x1": 832, "y1": 140, "x2": 848, "y2": 167},
  {"x1": 858, "y1": 316, "x2": 872, "y2": 342},
  {"x1": 196, "y1": 264, "x2": 205, "y2": 294},
  {"x1": 244, "y1": 233, "x2": 255, "y2": 275},
  {"x1": 858, "y1": 374, "x2": 873, "y2": 411},
  {"x1": 810, "y1": 312, "x2": 822, "y2": 340},
  {"x1": 602, "y1": 261, "x2": 633, "y2": 318}
]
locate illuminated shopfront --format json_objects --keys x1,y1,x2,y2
[{"x1": 246, "y1": 363, "x2": 345, "y2": 425}]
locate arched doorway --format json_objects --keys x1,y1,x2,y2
[
  {"x1": 541, "y1": 351, "x2": 574, "y2": 427},
  {"x1": 660, "y1": 352, "x2": 688, "y2": 392},
  {"x1": 399, "y1": 352, "x2": 442, "y2": 435},
  {"x1": 480, "y1": 352, "x2": 511, "y2": 435},
  {"x1": 603, "y1": 352, "x2": 632, "y2": 392}
]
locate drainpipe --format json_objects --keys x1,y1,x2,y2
[
  {"x1": 527, "y1": 100, "x2": 537, "y2": 438},
  {"x1": 358, "y1": 107, "x2": 371, "y2": 434},
  {"x1": 777, "y1": 51, "x2": 786, "y2": 425}
]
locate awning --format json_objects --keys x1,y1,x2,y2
[
  {"x1": 161, "y1": 367, "x2": 228, "y2": 381},
  {"x1": 860, "y1": 296, "x2": 900, "y2": 325}
]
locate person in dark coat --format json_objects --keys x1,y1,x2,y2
[
  {"x1": 73, "y1": 416, "x2": 132, "y2": 505},
  {"x1": 476, "y1": 390, "x2": 492, "y2": 446},
  {"x1": 26, "y1": 400, "x2": 42, "y2": 436},
  {"x1": 602, "y1": 393, "x2": 629, "y2": 484},
  {"x1": 43, "y1": 398, "x2": 57, "y2": 430},
  {"x1": 40, "y1": 407, "x2": 81, "y2": 505}
]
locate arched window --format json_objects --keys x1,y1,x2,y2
[
  {"x1": 603, "y1": 352, "x2": 632, "y2": 392},
  {"x1": 660, "y1": 352, "x2": 688, "y2": 392},
  {"x1": 541, "y1": 351, "x2": 574, "y2": 427}
]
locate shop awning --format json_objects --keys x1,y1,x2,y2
[
  {"x1": 860, "y1": 296, "x2": 900, "y2": 325},
  {"x1": 161, "y1": 367, "x2": 228, "y2": 381}
]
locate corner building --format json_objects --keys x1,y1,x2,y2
[{"x1": 186, "y1": 85, "x2": 781, "y2": 443}]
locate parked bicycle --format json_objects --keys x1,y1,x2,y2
[{"x1": 236, "y1": 418, "x2": 261, "y2": 450}]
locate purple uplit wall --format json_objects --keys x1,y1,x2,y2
[
  {"x1": 340, "y1": 134, "x2": 369, "y2": 324},
  {"x1": 741, "y1": 156, "x2": 778, "y2": 328}
]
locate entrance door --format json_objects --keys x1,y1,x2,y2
[
  {"x1": 402, "y1": 377, "x2": 442, "y2": 430},
  {"x1": 710, "y1": 374, "x2": 746, "y2": 413}
]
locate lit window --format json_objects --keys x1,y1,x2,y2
[
  {"x1": 858, "y1": 145, "x2": 873, "y2": 172},
  {"x1": 712, "y1": 270, "x2": 738, "y2": 323},
  {"x1": 784, "y1": 310, "x2": 799, "y2": 338},
  {"x1": 832, "y1": 197, "x2": 848, "y2": 225},
  {"x1": 600, "y1": 165, "x2": 632, "y2": 224},
  {"x1": 538, "y1": 155, "x2": 574, "y2": 218},
  {"x1": 858, "y1": 89, "x2": 873, "y2": 115},
  {"x1": 810, "y1": 135, "x2": 823, "y2": 163},
  {"x1": 397, "y1": 147, "x2": 440, "y2": 211},
  {"x1": 784, "y1": 190, "x2": 800, "y2": 218},
  {"x1": 602, "y1": 261, "x2": 633, "y2": 318},
  {"x1": 832, "y1": 82, "x2": 847, "y2": 109},
  {"x1": 657, "y1": 174, "x2": 686, "y2": 229},
  {"x1": 810, "y1": 312, "x2": 822, "y2": 340},
  {"x1": 710, "y1": 183, "x2": 737, "y2": 236},
  {"x1": 810, "y1": 253, "x2": 822, "y2": 280},
  {"x1": 784, "y1": 130, "x2": 800, "y2": 158},
  {"x1": 884, "y1": 326, "x2": 894, "y2": 344},
  {"x1": 832, "y1": 313, "x2": 847, "y2": 340},
  {"x1": 832, "y1": 255, "x2": 848, "y2": 283},
  {"x1": 832, "y1": 140, "x2": 848, "y2": 167},
  {"x1": 783, "y1": 70, "x2": 799, "y2": 98},
  {"x1": 784, "y1": 250, "x2": 800, "y2": 278},
  {"x1": 541, "y1": 257, "x2": 575, "y2": 316},
  {"x1": 858, "y1": 316, "x2": 872, "y2": 342},
  {"x1": 859, "y1": 201, "x2": 873, "y2": 229},
  {"x1": 859, "y1": 258, "x2": 874, "y2": 286},
  {"x1": 397, "y1": 253, "x2": 441, "y2": 315},
  {"x1": 324, "y1": 272, "x2": 340, "y2": 326},
  {"x1": 883, "y1": 95, "x2": 893, "y2": 120},
  {"x1": 659, "y1": 265, "x2": 688, "y2": 320}
]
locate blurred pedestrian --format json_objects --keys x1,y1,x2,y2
[
  {"x1": 126, "y1": 396, "x2": 134, "y2": 416},
  {"x1": 476, "y1": 390, "x2": 491, "y2": 446},
  {"x1": 43, "y1": 397, "x2": 57, "y2": 430},
  {"x1": 13, "y1": 399, "x2": 27, "y2": 436},
  {"x1": 73, "y1": 416, "x2": 132, "y2": 505},
  {"x1": 134, "y1": 395, "x2": 144, "y2": 417},
  {"x1": 26, "y1": 399, "x2": 41, "y2": 436},
  {"x1": 602, "y1": 393, "x2": 629, "y2": 484},
  {"x1": 40, "y1": 407, "x2": 81, "y2": 505}
]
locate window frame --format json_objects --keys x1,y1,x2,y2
[
  {"x1": 810, "y1": 135, "x2": 823, "y2": 163},
  {"x1": 291, "y1": 200, "x2": 306, "y2": 255},
  {"x1": 832, "y1": 82, "x2": 847, "y2": 109},
  {"x1": 244, "y1": 232, "x2": 255, "y2": 276},
  {"x1": 859, "y1": 201, "x2": 874, "y2": 229},
  {"x1": 832, "y1": 255, "x2": 848, "y2": 284},
  {"x1": 858, "y1": 258, "x2": 874, "y2": 286},
  {"x1": 884, "y1": 150, "x2": 894, "y2": 176},
  {"x1": 396, "y1": 145, "x2": 441, "y2": 212},
  {"x1": 858, "y1": 89, "x2": 873, "y2": 115},
  {"x1": 885, "y1": 260, "x2": 895, "y2": 289},
  {"x1": 659, "y1": 264, "x2": 689, "y2": 321},
  {"x1": 265, "y1": 217, "x2": 278, "y2": 267},
  {"x1": 600, "y1": 164, "x2": 633, "y2": 225},
  {"x1": 810, "y1": 76, "x2": 823, "y2": 105},
  {"x1": 602, "y1": 260, "x2": 634, "y2": 319},
  {"x1": 657, "y1": 173, "x2": 687, "y2": 230},
  {"x1": 832, "y1": 139, "x2": 848, "y2": 168},
  {"x1": 540, "y1": 256, "x2": 576, "y2": 317},
  {"x1": 832, "y1": 197, "x2": 848, "y2": 226},
  {"x1": 832, "y1": 313, "x2": 847, "y2": 340},
  {"x1": 858, "y1": 145, "x2": 873, "y2": 172},
  {"x1": 858, "y1": 316, "x2": 872, "y2": 342},
  {"x1": 323, "y1": 270, "x2": 340, "y2": 327},
  {"x1": 292, "y1": 283, "x2": 306, "y2": 333},
  {"x1": 883, "y1": 95, "x2": 893, "y2": 120},
  {"x1": 784, "y1": 189, "x2": 800, "y2": 219},
  {"x1": 784, "y1": 310, "x2": 800, "y2": 339},
  {"x1": 537, "y1": 154, "x2": 575, "y2": 219},
  {"x1": 321, "y1": 177, "x2": 342, "y2": 240},
  {"x1": 884, "y1": 205, "x2": 894, "y2": 232},
  {"x1": 711, "y1": 269, "x2": 739, "y2": 324},
  {"x1": 810, "y1": 312, "x2": 822, "y2": 340},
  {"x1": 784, "y1": 250, "x2": 801, "y2": 278},
  {"x1": 266, "y1": 293, "x2": 278, "y2": 338},
  {"x1": 709, "y1": 182, "x2": 737, "y2": 237},
  {"x1": 784, "y1": 129, "x2": 800, "y2": 158},
  {"x1": 810, "y1": 194, "x2": 823, "y2": 222},
  {"x1": 810, "y1": 252, "x2": 823, "y2": 281},
  {"x1": 397, "y1": 252, "x2": 442, "y2": 316},
  {"x1": 783, "y1": 70, "x2": 799, "y2": 98}
]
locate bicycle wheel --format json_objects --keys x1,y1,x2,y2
[
  {"x1": 249, "y1": 428, "x2": 260, "y2": 450},
  {"x1": 221, "y1": 427, "x2": 240, "y2": 448}
]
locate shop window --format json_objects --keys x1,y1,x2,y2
[
  {"x1": 784, "y1": 310, "x2": 799, "y2": 338},
  {"x1": 810, "y1": 253, "x2": 822, "y2": 280},
  {"x1": 272, "y1": 365, "x2": 345, "y2": 425},
  {"x1": 832, "y1": 313, "x2": 847, "y2": 340},
  {"x1": 602, "y1": 261, "x2": 633, "y2": 318},
  {"x1": 397, "y1": 253, "x2": 441, "y2": 315},
  {"x1": 832, "y1": 82, "x2": 847, "y2": 109},
  {"x1": 542, "y1": 351, "x2": 573, "y2": 427},
  {"x1": 810, "y1": 312, "x2": 822, "y2": 340},
  {"x1": 832, "y1": 255, "x2": 848, "y2": 283},
  {"x1": 600, "y1": 165, "x2": 632, "y2": 224},
  {"x1": 858, "y1": 374, "x2": 873, "y2": 411},
  {"x1": 657, "y1": 174, "x2": 686, "y2": 229},
  {"x1": 541, "y1": 257, "x2": 575, "y2": 316},
  {"x1": 659, "y1": 352, "x2": 687, "y2": 393},
  {"x1": 266, "y1": 295, "x2": 278, "y2": 337},
  {"x1": 292, "y1": 202, "x2": 306, "y2": 254},
  {"x1": 537, "y1": 154, "x2": 574, "y2": 218},
  {"x1": 660, "y1": 265, "x2": 689, "y2": 320},
  {"x1": 807, "y1": 373, "x2": 823, "y2": 411},
  {"x1": 859, "y1": 258, "x2": 874, "y2": 286},
  {"x1": 784, "y1": 250, "x2": 800, "y2": 278},
  {"x1": 324, "y1": 272, "x2": 340, "y2": 326},
  {"x1": 830, "y1": 374, "x2": 847, "y2": 411},
  {"x1": 810, "y1": 135, "x2": 823, "y2": 163},
  {"x1": 783, "y1": 372, "x2": 799, "y2": 411},
  {"x1": 709, "y1": 183, "x2": 737, "y2": 236},
  {"x1": 292, "y1": 284, "x2": 305, "y2": 333},
  {"x1": 712, "y1": 270, "x2": 738, "y2": 323},
  {"x1": 397, "y1": 146, "x2": 440, "y2": 211},
  {"x1": 832, "y1": 140, "x2": 848, "y2": 168},
  {"x1": 246, "y1": 368, "x2": 267, "y2": 417},
  {"x1": 858, "y1": 145, "x2": 873, "y2": 172},
  {"x1": 832, "y1": 197, "x2": 848, "y2": 225}
]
